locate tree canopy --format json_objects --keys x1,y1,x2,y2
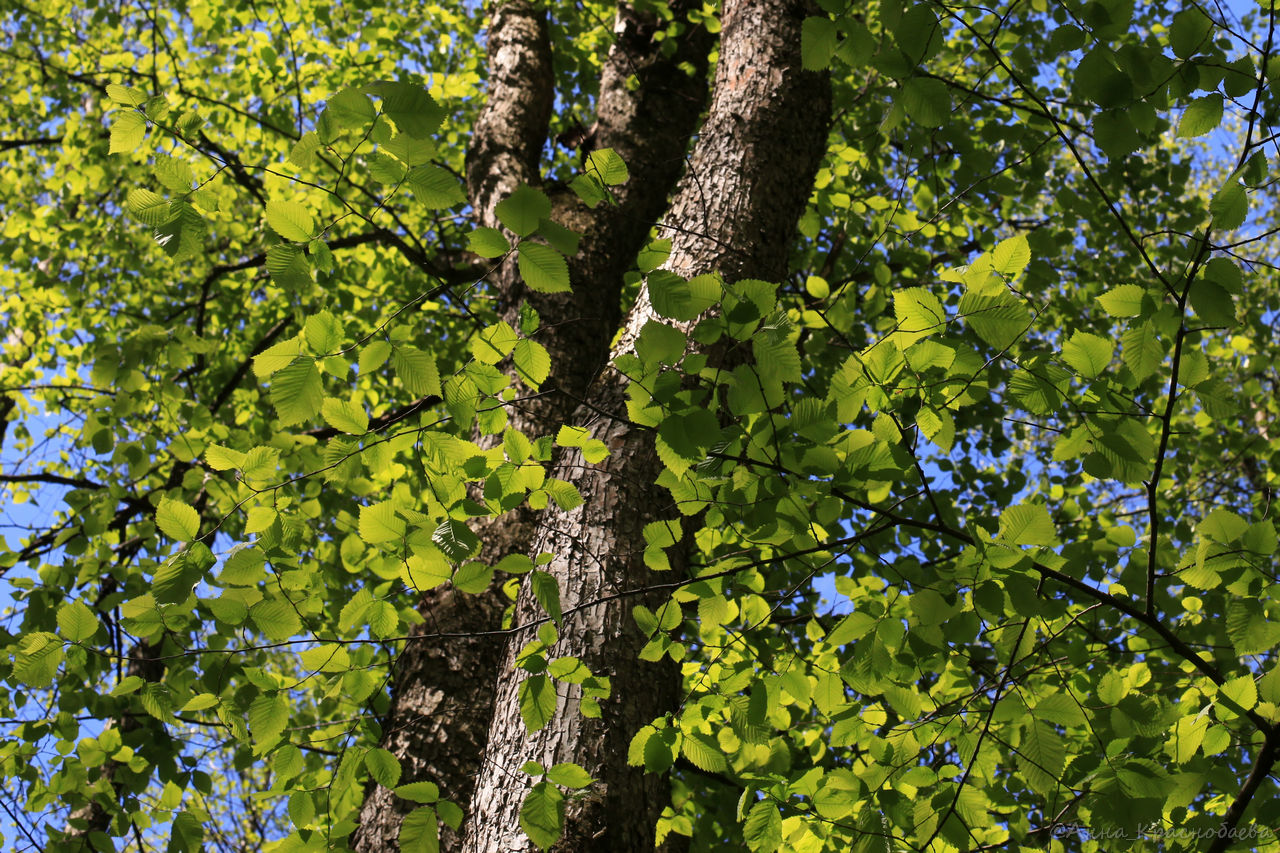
[{"x1": 2, "y1": 0, "x2": 1280, "y2": 851}]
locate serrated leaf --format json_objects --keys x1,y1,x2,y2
[
  {"x1": 1061, "y1": 330, "x2": 1113, "y2": 379},
  {"x1": 266, "y1": 200, "x2": 314, "y2": 241},
  {"x1": 127, "y1": 187, "x2": 169, "y2": 226},
  {"x1": 900, "y1": 77, "x2": 950, "y2": 128},
  {"x1": 1177, "y1": 94, "x2": 1223, "y2": 138},
  {"x1": 743, "y1": 802, "x2": 783, "y2": 851},
  {"x1": 471, "y1": 321, "x2": 519, "y2": 364},
  {"x1": 530, "y1": 570, "x2": 563, "y2": 625},
  {"x1": 1210, "y1": 182, "x2": 1247, "y2": 230},
  {"x1": 546, "y1": 763, "x2": 593, "y2": 789},
  {"x1": 321, "y1": 397, "x2": 369, "y2": 434},
  {"x1": 392, "y1": 346, "x2": 442, "y2": 398},
  {"x1": 468, "y1": 227, "x2": 510, "y2": 258},
  {"x1": 157, "y1": 499, "x2": 200, "y2": 541},
  {"x1": 57, "y1": 601, "x2": 99, "y2": 642},
  {"x1": 13, "y1": 633, "x2": 63, "y2": 687},
  {"x1": 519, "y1": 782, "x2": 565, "y2": 851},
  {"x1": 585, "y1": 148, "x2": 629, "y2": 185},
  {"x1": 107, "y1": 84, "x2": 147, "y2": 106},
  {"x1": 519, "y1": 674, "x2": 557, "y2": 733},
  {"x1": 429, "y1": 524, "x2": 478, "y2": 569},
  {"x1": 518, "y1": 243, "x2": 571, "y2": 293},
  {"x1": 269, "y1": 359, "x2": 324, "y2": 426},
  {"x1": 407, "y1": 165, "x2": 466, "y2": 209},
  {"x1": 394, "y1": 782, "x2": 440, "y2": 804},
  {"x1": 1019, "y1": 720, "x2": 1066, "y2": 794},
  {"x1": 205, "y1": 444, "x2": 245, "y2": 471},
  {"x1": 1000, "y1": 504, "x2": 1056, "y2": 546},
  {"x1": 110, "y1": 111, "x2": 147, "y2": 154},
  {"x1": 360, "y1": 501, "x2": 405, "y2": 544},
  {"x1": 801, "y1": 16, "x2": 838, "y2": 70},
  {"x1": 266, "y1": 244, "x2": 311, "y2": 289},
  {"x1": 366, "y1": 747, "x2": 402, "y2": 788},
  {"x1": 305, "y1": 310, "x2": 344, "y2": 353},
  {"x1": 513, "y1": 338, "x2": 550, "y2": 387},
  {"x1": 399, "y1": 806, "x2": 441, "y2": 853},
  {"x1": 359, "y1": 340, "x2": 392, "y2": 374},
  {"x1": 248, "y1": 693, "x2": 289, "y2": 751},
  {"x1": 250, "y1": 599, "x2": 302, "y2": 642},
  {"x1": 1098, "y1": 284, "x2": 1145, "y2": 317},
  {"x1": 371, "y1": 81, "x2": 444, "y2": 139},
  {"x1": 1121, "y1": 321, "x2": 1163, "y2": 382},
  {"x1": 681, "y1": 731, "x2": 727, "y2": 773},
  {"x1": 495, "y1": 185, "x2": 552, "y2": 237}
]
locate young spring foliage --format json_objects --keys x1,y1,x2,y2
[{"x1": 2, "y1": 0, "x2": 1280, "y2": 850}]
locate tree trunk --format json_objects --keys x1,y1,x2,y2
[
  {"x1": 462, "y1": 1, "x2": 830, "y2": 849},
  {"x1": 355, "y1": 3, "x2": 711, "y2": 849}
]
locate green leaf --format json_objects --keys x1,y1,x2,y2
[
  {"x1": 1098, "y1": 284, "x2": 1145, "y2": 317},
  {"x1": 127, "y1": 187, "x2": 169, "y2": 226},
  {"x1": 399, "y1": 807, "x2": 441, "y2": 853},
  {"x1": 250, "y1": 599, "x2": 303, "y2": 642},
  {"x1": 681, "y1": 731, "x2": 727, "y2": 773},
  {"x1": 266, "y1": 244, "x2": 311, "y2": 289},
  {"x1": 392, "y1": 346, "x2": 442, "y2": 398},
  {"x1": 110, "y1": 111, "x2": 147, "y2": 153},
  {"x1": 153, "y1": 548, "x2": 211, "y2": 605},
  {"x1": 585, "y1": 148, "x2": 629, "y2": 185},
  {"x1": 999, "y1": 503, "x2": 1056, "y2": 546},
  {"x1": 893, "y1": 287, "x2": 945, "y2": 345},
  {"x1": 205, "y1": 444, "x2": 245, "y2": 471},
  {"x1": 530, "y1": 571, "x2": 563, "y2": 626},
  {"x1": 1121, "y1": 321, "x2": 1163, "y2": 382},
  {"x1": 13, "y1": 633, "x2": 64, "y2": 687},
  {"x1": 546, "y1": 763, "x2": 592, "y2": 789},
  {"x1": 1220, "y1": 675, "x2": 1257, "y2": 712},
  {"x1": 266, "y1": 200, "x2": 314, "y2": 242},
  {"x1": 1210, "y1": 182, "x2": 1248, "y2": 230},
  {"x1": 452, "y1": 561, "x2": 494, "y2": 594},
  {"x1": 519, "y1": 782, "x2": 565, "y2": 851},
  {"x1": 321, "y1": 397, "x2": 369, "y2": 434},
  {"x1": 900, "y1": 77, "x2": 950, "y2": 128},
  {"x1": 1189, "y1": 279, "x2": 1235, "y2": 327},
  {"x1": 305, "y1": 310, "x2": 344, "y2": 353},
  {"x1": 1018, "y1": 720, "x2": 1066, "y2": 794},
  {"x1": 471, "y1": 321, "x2": 519, "y2": 364},
  {"x1": 56, "y1": 601, "x2": 99, "y2": 642},
  {"x1": 801, "y1": 16, "x2": 838, "y2": 70},
  {"x1": 107, "y1": 84, "x2": 147, "y2": 106},
  {"x1": 407, "y1": 165, "x2": 466, "y2": 209},
  {"x1": 743, "y1": 801, "x2": 783, "y2": 851},
  {"x1": 1177, "y1": 94, "x2": 1223, "y2": 138},
  {"x1": 371, "y1": 81, "x2": 444, "y2": 139},
  {"x1": 518, "y1": 243, "x2": 571, "y2": 293},
  {"x1": 1061, "y1": 330, "x2": 1113, "y2": 379},
  {"x1": 157, "y1": 499, "x2": 200, "y2": 541},
  {"x1": 1170, "y1": 8, "x2": 1213, "y2": 58},
  {"x1": 270, "y1": 359, "x2": 324, "y2": 425},
  {"x1": 513, "y1": 338, "x2": 551, "y2": 387},
  {"x1": 366, "y1": 748, "x2": 402, "y2": 788},
  {"x1": 394, "y1": 782, "x2": 440, "y2": 804},
  {"x1": 959, "y1": 292, "x2": 1029, "y2": 350},
  {"x1": 248, "y1": 693, "x2": 289, "y2": 751},
  {"x1": 359, "y1": 340, "x2": 392, "y2": 374},
  {"x1": 496, "y1": 185, "x2": 552, "y2": 237},
  {"x1": 468, "y1": 227, "x2": 510, "y2": 258},
  {"x1": 360, "y1": 502, "x2": 405, "y2": 544},
  {"x1": 519, "y1": 674, "x2": 557, "y2": 733}
]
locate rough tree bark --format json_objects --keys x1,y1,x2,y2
[
  {"x1": 354, "y1": 3, "x2": 712, "y2": 849},
  {"x1": 461, "y1": 0, "x2": 830, "y2": 850}
]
